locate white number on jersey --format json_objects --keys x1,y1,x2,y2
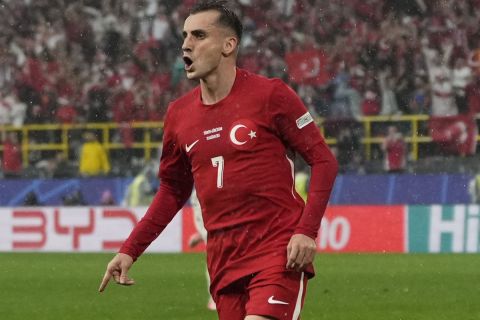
[{"x1": 211, "y1": 156, "x2": 224, "y2": 189}]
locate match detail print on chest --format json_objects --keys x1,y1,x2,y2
[
  {"x1": 183, "y1": 118, "x2": 260, "y2": 155},
  {"x1": 183, "y1": 125, "x2": 224, "y2": 157}
]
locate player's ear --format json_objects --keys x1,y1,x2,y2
[{"x1": 222, "y1": 36, "x2": 238, "y2": 57}]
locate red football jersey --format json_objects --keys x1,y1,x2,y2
[{"x1": 120, "y1": 68, "x2": 337, "y2": 298}]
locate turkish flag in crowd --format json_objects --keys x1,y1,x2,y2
[
  {"x1": 429, "y1": 115, "x2": 478, "y2": 156},
  {"x1": 285, "y1": 49, "x2": 332, "y2": 85}
]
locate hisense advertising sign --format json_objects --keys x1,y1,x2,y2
[{"x1": 407, "y1": 205, "x2": 479, "y2": 253}]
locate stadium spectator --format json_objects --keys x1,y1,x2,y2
[
  {"x1": 0, "y1": 92, "x2": 27, "y2": 127},
  {"x1": 55, "y1": 97, "x2": 78, "y2": 124},
  {"x1": 336, "y1": 127, "x2": 362, "y2": 173},
  {"x1": 422, "y1": 38, "x2": 457, "y2": 116},
  {"x1": 52, "y1": 152, "x2": 75, "y2": 178},
  {"x1": 382, "y1": 125, "x2": 407, "y2": 173},
  {"x1": 393, "y1": 59, "x2": 415, "y2": 115},
  {"x1": 35, "y1": 151, "x2": 75, "y2": 179},
  {"x1": 100, "y1": 189, "x2": 116, "y2": 206},
  {"x1": 466, "y1": 67, "x2": 480, "y2": 115},
  {"x1": 294, "y1": 170, "x2": 309, "y2": 201},
  {"x1": 378, "y1": 68, "x2": 400, "y2": 115},
  {"x1": 452, "y1": 56, "x2": 473, "y2": 114},
  {"x1": 99, "y1": 3, "x2": 338, "y2": 320},
  {"x1": 62, "y1": 189, "x2": 87, "y2": 206},
  {"x1": 79, "y1": 131, "x2": 110, "y2": 176},
  {"x1": 330, "y1": 67, "x2": 361, "y2": 119},
  {"x1": 84, "y1": 84, "x2": 110, "y2": 122},
  {"x1": 361, "y1": 88, "x2": 381, "y2": 116},
  {"x1": 0, "y1": 95, "x2": 10, "y2": 126},
  {"x1": 1, "y1": 130, "x2": 23, "y2": 178},
  {"x1": 23, "y1": 191, "x2": 42, "y2": 206},
  {"x1": 409, "y1": 76, "x2": 430, "y2": 114},
  {"x1": 123, "y1": 164, "x2": 157, "y2": 207},
  {"x1": 469, "y1": 173, "x2": 480, "y2": 203}
]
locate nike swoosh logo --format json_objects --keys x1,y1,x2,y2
[
  {"x1": 268, "y1": 296, "x2": 289, "y2": 305},
  {"x1": 185, "y1": 140, "x2": 199, "y2": 153}
]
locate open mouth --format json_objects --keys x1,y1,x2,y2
[{"x1": 183, "y1": 56, "x2": 193, "y2": 69}]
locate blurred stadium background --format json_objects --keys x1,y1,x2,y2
[{"x1": 1, "y1": 0, "x2": 480, "y2": 319}]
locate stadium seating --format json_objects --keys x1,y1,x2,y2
[{"x1": 1, "y1": 0, "x2": 479, "y2": 178}]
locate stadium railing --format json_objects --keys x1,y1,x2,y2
[{"x1": 1, "y1": 115, "x2": 479, "y2": 167}]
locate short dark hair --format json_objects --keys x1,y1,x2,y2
[{"x1": 190, "y1": 0, "x2": 243, "y2": 41}]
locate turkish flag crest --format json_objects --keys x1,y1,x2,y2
[
  {"x1": 285, "y1": 49, "x2": 332, "y2": 85},
  {"x1": 429, "y1": 115, "x2": 478, "y2": 156},
  {"x1": 229, "y1": 119, "x2": 258, "y2": 150}
]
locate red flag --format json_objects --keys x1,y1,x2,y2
[
  {"x1": 429, "y1": 115, "x2": 478, "y2": 156},
  {"x1": 285, "y1": 49, "x2": 332, "y2": 85}
]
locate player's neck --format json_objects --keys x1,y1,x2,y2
[{"x1": 200, "y1": 65, "x2": 237, "y2": 105}]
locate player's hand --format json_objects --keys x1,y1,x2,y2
[
  {"x1": 98, "y1": 253, "x2": 135, "y2": 292},
  {"x1": 286, "y1": 234, "x2": 317, "y2": 272}
]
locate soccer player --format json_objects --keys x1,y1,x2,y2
[{"x1": 98, "y1": 1, "x2": 338, "y2": 319}]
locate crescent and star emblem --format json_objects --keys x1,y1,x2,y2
[{"x1": 229, "y1": 124, "x2": 257, "y2": 146}]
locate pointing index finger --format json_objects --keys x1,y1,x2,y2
[
  {"x1": 98, "y1": 270, "x2": 112, "y2": 292},
  {"x1": 286, "y1": 244, "x2": 299, "y2": 268}
]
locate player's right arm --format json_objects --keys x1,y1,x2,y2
[
  {"x1": 98, "y1": 104, "x2": 194, "y2": 292},
  {"x1": 98, "y1": 178, "x2": 193, "y2": 292},
  {"x1": 118, "y1": 177, "x2": 193, "y2": 259}
]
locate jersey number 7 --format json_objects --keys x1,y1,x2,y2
[{"x1": 211, "y1": 156, "x2": 224, "y2": 189}]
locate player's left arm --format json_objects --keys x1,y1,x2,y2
[{"x1": 268, "y1": 80, "x2": 338, "y2": 271}]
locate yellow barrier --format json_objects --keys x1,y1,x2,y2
[
  {"x1": 1, "y1": 122, "x2": 164, "y2": 167},
  {"x1": 1, "y1": 115, "x2": 479, "y2": 167}
]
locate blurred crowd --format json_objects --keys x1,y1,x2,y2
[
  {"x1": 1, "y1": 0, "x2": 480, "y2": 128},
  {"x1": 1, "y1": 0, "x2": 480, "y2": 177}
]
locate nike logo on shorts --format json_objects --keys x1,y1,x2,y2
[
  {"x1": 268, "y1": 296, "x2": 289, "y2": 305},
  {"x1": 185, "y1": 140, "x2": 199, "y2": 153}
]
